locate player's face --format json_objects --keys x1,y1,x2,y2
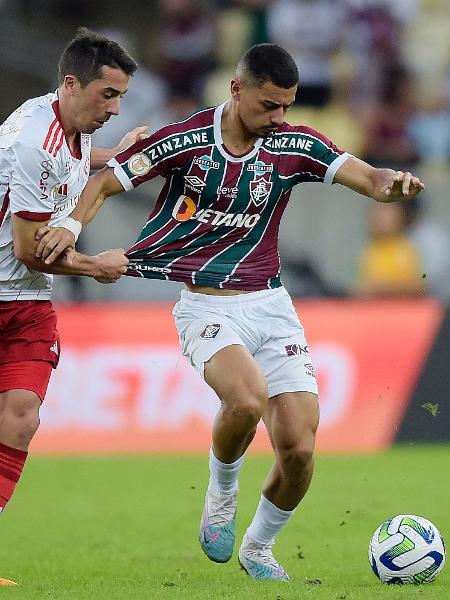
[
  {"x1": 233, "y1": 79, "x2": 297, "y2": 138},
  {"x1": 73, "y1": 66, "x2": 130, "y2": 134}
]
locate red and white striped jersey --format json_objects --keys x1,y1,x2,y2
[{"x1": 0, "y1": 92, "x2": 91, "y2": 300}]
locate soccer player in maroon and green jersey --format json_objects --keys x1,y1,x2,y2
[{"x1": 37, "y1": 43, "x2": 425, "y2": 581}]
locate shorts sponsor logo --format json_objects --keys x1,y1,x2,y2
[
  {"x1": 50, "y1": 341, "x2": 59, "y2": 355},
  {"x1": 250, "y1": 177, "x2": 272, "y2": 206},
  {"x1": 173, "y1": 195, "x2": 197, "y2": 221},
  {"x1": 285, "y1": 344, "x2": 309, "y2": 356},
  {"x1": 193, "y1": 155, "x2": 220, "y2": 171},
  {"x1": 200, "y1": 324, "x2": 221, "y2": 339},
  {"x1": 128, "y1": 153, "x2": 152, "y2": 176},
  {"x1": 184, "y1": 175, "x2": 206, "y2": 193},
  {"x1": 305, "y1": 362, "x2": 315, "y2": 377}
]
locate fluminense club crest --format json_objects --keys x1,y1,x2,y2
[{"x1": 250, "y1": 177, "x2": 272, "y2": 206}]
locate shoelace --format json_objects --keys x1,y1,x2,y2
[
  {"x1": 207, "y1": 491, "x2": 237, "y2": 527},
  {"x1": 242, "y1": 542, "x2": 284, "y2": 571}
]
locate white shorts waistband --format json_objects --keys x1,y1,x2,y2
[{"x1": 179, "y1": 286, "x2": 287, "y2": 307}]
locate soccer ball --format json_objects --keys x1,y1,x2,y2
[{"x1": 369, "y1": 514, "x2": 446, "y2": 584}]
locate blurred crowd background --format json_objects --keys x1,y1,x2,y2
[{"x1": 1, "y1": 0, "x2": 449, "y2": 303}]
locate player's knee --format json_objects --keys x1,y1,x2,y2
[
  {"x1": 226, "y1": 384, "x2": 268, "y2": 426},
  {"x1": 22, "y1": 410, "x2": 40, "y2": 440},
  {"x1": 223, "y1": 376, "x2": 267, "y2": 419},
  {"x1": 226, "y1": 398, "x2": 265, "y2": 427},
  {"x1": 279, "y1": 441, "x2": 315, "y2": 476},
  {"x1": 2, "y1": 395, "x2": 41, "y2": 440}
]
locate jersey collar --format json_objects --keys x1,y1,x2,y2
[{"x1": 214, "y1": 103, "x2": 263, "y2": 163}]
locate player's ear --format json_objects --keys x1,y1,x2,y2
[
  {"x1": 231, "y1": 79, "x2": 240, "y2": 100},
  {"x1": 62, "y1": 75, "x2": 80, "y2": 95}
]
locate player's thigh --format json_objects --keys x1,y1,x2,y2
[
  {"x1": 204, "y1": 345, "x2": 268, "y2": 408},
  {"x1": 263, "y1": 391, "x2": 320, "y2": 454},
  {"x1": 0, "y1": 360, "x2": 53, "y2": 404}
]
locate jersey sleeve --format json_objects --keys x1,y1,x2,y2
[
  {"x1": 10, "y1": 142, "x2": 59, "y2": 221},
  {"x1": 289, "y1": 127, "x2": 352, "y2": 185},
  {"x1": 106, "y1": 127, "x2": 184, "y2": 191}
]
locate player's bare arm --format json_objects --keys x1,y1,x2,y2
[
  {"x1": 13, "y1": 214, "x2": 128, "y2": 282},
  {"x1": 35, "y1": 167, "x2": 124, "y2": 264},
  {"x1": 334, "y1": 157, "x2": 425, "y2": 202},
  {"x1": 90, "y1": 125, "x2": 148, "y2": 169}
]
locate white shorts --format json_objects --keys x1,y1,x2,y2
[{"x1": 172, "y1": 287, "x2": 318, "y2": 398}]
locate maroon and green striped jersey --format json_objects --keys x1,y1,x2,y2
[{"x1": 107, "y1": 103, "x2": 351, "y2": 290}]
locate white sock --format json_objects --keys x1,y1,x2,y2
[
  {"x1": 208, "y1": 447, "x2": 244, "y2": 495},
  {"x1": 246, "y1": 494, "x2": 295, "y2": 546}
]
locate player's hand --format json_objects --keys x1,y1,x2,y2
[
  {"x1": 382, "y1": 171, "x2": 425, "y2": 200},
  {"x1": 115, "y1": 126, "x2": 149, "y2": 154},
  {"x1": 35, "y1": 226, "x2": 76, "y2": 265},
  {"x1": 93, "y1": 249, "x2": 129, "y2": 283}
]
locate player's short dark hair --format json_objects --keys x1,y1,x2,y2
[
  {"x1": 237, "y1": 43, "x2": 298, "y2": 89},
  {"x1": 58, "y1": 27, "x2": 137, "y2": 87}
]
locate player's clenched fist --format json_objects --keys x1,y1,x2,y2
[{"x1": 93, "y1": 249, "x2": 129, "y2": 283}]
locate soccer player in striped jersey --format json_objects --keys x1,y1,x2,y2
[
  {"x1": 0, "y1": 28, "x2": 148, "y2": 584},
  {"x1": 38, "y1": 44, "x2": 425, "y2": 581}
]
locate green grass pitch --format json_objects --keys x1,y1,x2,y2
[{"x1": 0, "y1": 444, "x2": 448, "y2": 599}]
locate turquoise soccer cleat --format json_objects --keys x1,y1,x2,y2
[
  {"x1": 238, "y1": 533, "x2": 290, "y2": 581},
  {"x1": 199, "y1": 486, "x2": 238, "y2": 563}
]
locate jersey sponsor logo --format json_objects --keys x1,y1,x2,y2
[
  {"x1": 52, "y1": 195, "x2": 79, "y2": 217},
  {"x1": 39, "y1": 160, "x2": 54, "y2": 201},
  {"x1": 184, "y1": 175, "x2": 206, "y2": 193},
  {"x1": 128, "y1": 263, "x2": 172, "y2": 274},
  {"x1": 285, "y1": 344, "x2": 309, "y2": 356},
  {"x1": 216, "y1": 185, "x2": 238, "y2": 200},
  {"x1": 200, "y1": 324, "x2": 221, "y2": 339},
  {"x1": 193, "y1": 155, "x2": 219, "y2": 171},
  {"x1": 51, "y1": 183, "x2": 68, "y2": 200},
  {"x1": 250, "y1": 178, "x2": 272, "y2": 206},
  {"x1": 194, "y1": 208, "x2": 260, "y2": 229},
  {"x1": 173, "y1": 195, "x2": 197, "y2": 221},
  {"x1": 147, "y1": 132, "x2": 209, "y2": 164},
  {"x1": 264, "y1": 135, "x2": 314, "y2": 152},
  {"x1": 247, "y1": 161, "x2": 273, "y2": 175},
  {"x1": 172, "y1": 196, "x2": 261, "y2": 229},
  {"x1": 128, "y1": 153, "x2": 152, "y2": 176}
]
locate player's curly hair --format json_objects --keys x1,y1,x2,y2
[
  {"x1": 236, "y1": 44, "x2": 298, "y2": 89},
  {"x1": 58, "y1": 27, "x2": 137, "y2": 87}
]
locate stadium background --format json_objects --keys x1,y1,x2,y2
[{"x1": 0, "y1": 0, "x2": 449, "y2": 453}]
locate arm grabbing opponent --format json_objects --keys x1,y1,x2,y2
[{"x1": 35, "y1": 166, "x2": 124, "y2": 264}]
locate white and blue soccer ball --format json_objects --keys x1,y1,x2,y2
[{"x1": 369, "y1": 514, "x2": 446, "y2": 584}]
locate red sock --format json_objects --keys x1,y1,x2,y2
[{"x1": 0, "y1": 443, "x2": 28, "y2": 511}]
